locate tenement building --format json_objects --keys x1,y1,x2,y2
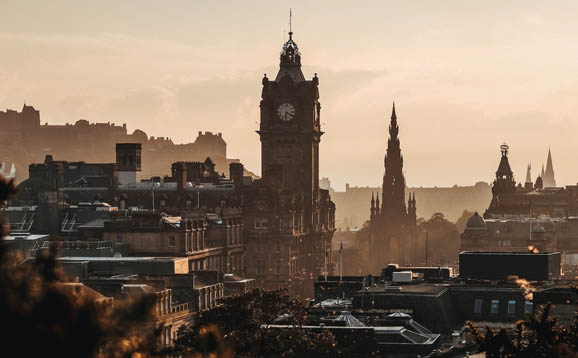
[
  {"x1": 366, "y1": 104, "x2": 417, "y2": 271},
  {"x1": 242, "y1": 29, "x2": 335, "y2": 298}
]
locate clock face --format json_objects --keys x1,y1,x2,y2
[{"x1": 277, "y1": 103, "x2": 295, "y2": 121}]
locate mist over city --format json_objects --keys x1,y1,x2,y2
[{"x1": 1, "y1": 2, "x2": 577, "y2": 357}]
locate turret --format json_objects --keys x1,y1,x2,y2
[{"x1": 370, "y1": 192, "x2": 376, "y2": 220}]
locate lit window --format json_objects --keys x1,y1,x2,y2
[
  {"x1": 169, "y1": 236, "x2": 175, "y2": 247},
  {"x1": 474, "y1": 298, "x2": 483, "y2": 314},
  {"x1": 507, "y1": 300, "x2": 516, "y2": 315},
  {"x1": 491, "y1": 300, "x2": 500, "y2": 314},
  {"x1": 524, "y1": 301, "x2": 533, "y2": 314}
]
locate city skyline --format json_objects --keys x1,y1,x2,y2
[{"x1": 2, "y1": 1, "x2": 578, "y2": 189}]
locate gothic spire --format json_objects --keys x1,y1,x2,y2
[
  {"x1": 381, "y1": 102, "x2": 406, "y2": 217},
  {"x1": 543, "y1": 147, "x2": 556, "y2": 187},
  {"x1": 525, "y1": 164, "x2": 532, "y2": 184}
]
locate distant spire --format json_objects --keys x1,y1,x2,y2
[
  {"x1": 525, "y1": 164, "x2": 532, "y2": 184},
  {"x1": 543, "y1": 147, "x2": 556, "y2": 187},
  {"x1": 391, "y1": 101, "x2": 397, "y2": 120},
  {"x1": 541, "y1": 164, "x2": 545, "y2": 180}
]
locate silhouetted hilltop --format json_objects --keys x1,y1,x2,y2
[{"x1": 0, "y1": 104, "x2": 255, "y2": 182}]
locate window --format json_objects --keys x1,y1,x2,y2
[
  {"x1": 257, "y1": 261, "x2": 265, "y2": 275},
  {"x1": 116, "y1": 235, "x2": 123, "y2": 245},
  {"x1": 491, "y1": 300, "x2": 500, "y2": 314},
  {"x1": 507, "y1": 300, "x2": 516, "y2": 315},
  {"x1": 524, "y1": 301, "x2": 533, "y2": 314},
  {"x1": 254, "y1": 218, "x2": 269, "y2": 230},
  {"x1": 274, "y1": 264, "x2": 280, "y2": 275},
  {"x1": 169, "y1": 236, "x2": 176, "y2": 248},
  {"x1": 474, "y1": 298, "x2": 483, "y2": 314}
]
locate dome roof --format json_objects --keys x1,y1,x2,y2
[{"x1": 465, "y1": 212, "x2": 487, "y2": 230}]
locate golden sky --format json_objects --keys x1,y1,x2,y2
[{"x1": 2, "y1": 1, "x2": 578, "y2": 189}]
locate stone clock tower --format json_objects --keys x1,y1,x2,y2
[
  {"x1": 243, "y1": 27, "x2": 335, "y2": 298},
  {"x1": 258, "y1": 30, "x2": 322, "y2": 230}
]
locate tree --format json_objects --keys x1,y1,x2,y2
[
  {"x1": 418, "y1": 212, "x2": 460, "y2": 266},
  {"x1": 455, "y1": 210, "x2": 475, "y2": 233},
  {"x1": 174, "y1": 288, "x2": 338, "y2": 357},
  {"x1": 469, "y1": 303, "x2": 578, "y2": 357}
]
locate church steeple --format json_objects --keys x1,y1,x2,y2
[{"x1": 543, "y1": 147, "x2": 556, "y2": 188}]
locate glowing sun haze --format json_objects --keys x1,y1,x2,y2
[{"x1": 2, "y1": 0, "x2": 578, "y2": 190}]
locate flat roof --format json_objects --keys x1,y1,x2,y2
[
  {"x1": 5, "y1": 234, "x2": 49, "y2": 241},
  {"x1": 363, "y1": 283, "x2": 450, "y2": 295},
  {"x1": 460, "y1": 251, "x2": 560, "y2": 256},
  {"x1": 58, "y1": 256, "x2": 186, "y2": 262}
]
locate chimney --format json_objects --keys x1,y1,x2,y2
[
  {"x1": 230, "y1": 162, "x2": 244, "y2": 189},
  {"x1": 172, "y1": 162, "x2": 187, "y2": 191},
  {"x1": 116, "y1": 143, "x2": 141, "y2": 186}
]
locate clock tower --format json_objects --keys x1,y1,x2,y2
[
  {"x1": 244, "y1": 24, "x2": 335, "y2": 298},
  {"x1": 258, "y1": 30, "x2": 322, "y2": 231}
]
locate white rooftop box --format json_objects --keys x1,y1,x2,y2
[{"x1": 392, "y1": 271, "x2": 413, "y2": 283}]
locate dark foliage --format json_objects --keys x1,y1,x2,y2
[
  {"x1": 455, "y1": 210, "x2": 475, "y2": 233},
  {"x1": 174, "y1": 288, "x2": 338, "y2": 357},
  {"x1": 418, "y1": 212, "x2": 460, "y2": 266},
  {"x1": 469, "y1": 303, "x2": 578, "y2": 357}
]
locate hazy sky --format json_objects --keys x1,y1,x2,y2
[{"x1": 2, "y1": 1, "x2": 578, "y2": 190}]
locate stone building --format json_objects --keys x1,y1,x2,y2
[
  {"x1": 103, "y1": 208, "x2": 245, "y2": 276},
  {"x1": 484, "y1": 143, "x2": 578, "y2": 218},
  {"x1": 460, "y1": 213, "x2": 578, "y2": 269},
  {"x1": 242, "y1": 29, "x2": 335, "y2": 298},
  {"x1": 366, "y1": 104, "x2": 417, "y2": 270}
]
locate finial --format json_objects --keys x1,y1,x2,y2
[
  {"x1": 288, "y1": 8, "x2": 293, "y2": 40},
  {"x1": 391, "y1": 101, "x2": 397, "y2": 120},
  {"x1": 500, "y1": 143, "x2": 509, "y2": 157}
]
